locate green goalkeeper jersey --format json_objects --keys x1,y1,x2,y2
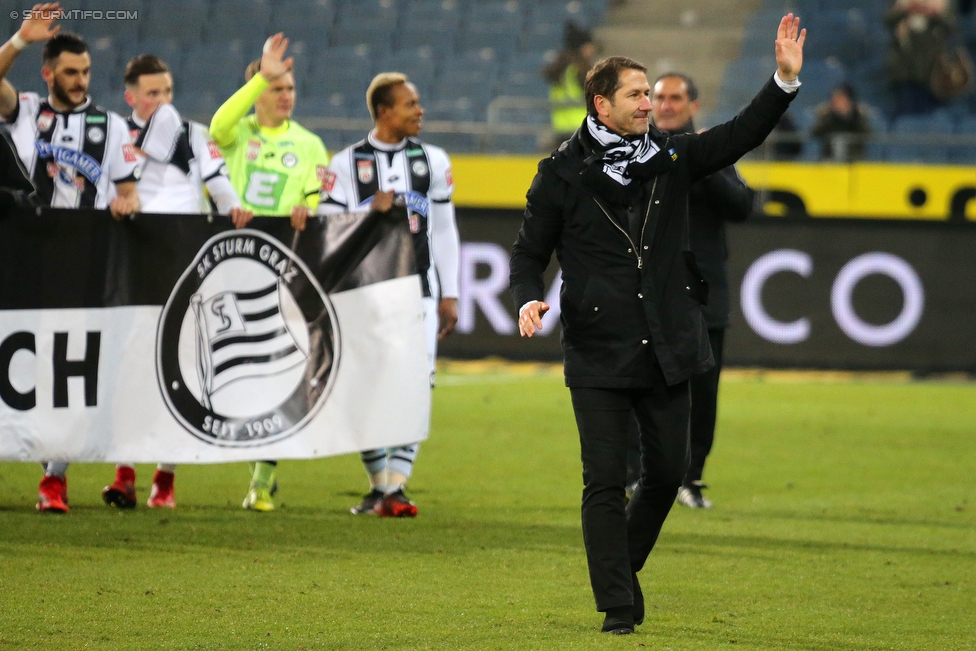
[{"x1": 210, "y1": 75, "x2": 329, "y2": 216}]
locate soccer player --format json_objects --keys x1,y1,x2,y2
[
  {"x1": 315, "y1": 72, "x2": 460, "y2": 517},
  {"x1": 210, "y1": 33, "x2": 329, "y2": 512},
  {"x1": 99, "y1": 54, "x2": 253, "y2": 510},
  {"x1": 0, "y1": 4, "x2": 141, "y2": 513}
]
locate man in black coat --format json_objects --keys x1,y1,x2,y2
[
  {"x1": 649, "y1": 73, "x2": 755, "y2": 510},
  {"x1": 510, "y1": 15, "x2": 805, "y2": 635},
  {"x1": 0, "y1": 128, "x2": 36, "y2": 213}
]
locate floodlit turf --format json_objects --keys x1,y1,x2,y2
[{"x1": 1, "y1": 369, "x2": 974, "y2": 650}]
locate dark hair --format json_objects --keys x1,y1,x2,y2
[
  {"x1": 584, "y1": 56, "x2": 646, "y2": 117},
  {"x1": 42, "y1": 32, "x2": 87, "y2": 66},
  {"x1": 653, "y1": 72, "x2": 699, "y2": 102},
  {"x1": 123, "y1": 54, "x2": 170, "y2": 87}
]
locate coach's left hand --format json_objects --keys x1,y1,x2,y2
[{"x1": 438, "y1": 298, "x2": 458, "y2": 340}]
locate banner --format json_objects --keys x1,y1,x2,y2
[
  {"x1": 0, "y1": 205, "x2": 430, "y2": 463},
  {"x1": 441, "y1": 209, "x2": 976, "y2": 373}
]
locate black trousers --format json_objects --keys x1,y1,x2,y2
[
  {"x1": 685, "y1": 328, "x2": 725, "y2": 484},
  {"x1": 570, "y1": 379, "x2": 691, "y2": 611}
]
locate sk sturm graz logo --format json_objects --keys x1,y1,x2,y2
[{"x1": 157, "y1": 229, "x2": 339, "y2": 447}]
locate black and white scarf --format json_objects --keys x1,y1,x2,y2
[{"x1": 579, "y1": 115, "x2": 677, "y2": 205}]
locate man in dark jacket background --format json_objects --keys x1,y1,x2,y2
[
  {"x1": 510, "y1": 15, "x2": 805, "y2": 635},
  {"x1": 649, "y1": 72, "x2": 755, "y2": 510}
]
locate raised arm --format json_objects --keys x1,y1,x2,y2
[
  {"x1": 210, "y1": 33, "x2": 293, "y2": 147},
  {"x1": 0, "y1": 3, "x2": 61, "y2": 121},
  {"x1": 683, "y1": 13, "x2": 806, "y2": 181}
]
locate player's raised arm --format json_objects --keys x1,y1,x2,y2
[{"x1": 0, "y1": 3, "x2": 61, "y2": 120}]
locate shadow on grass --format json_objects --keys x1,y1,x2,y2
[{"x1": 666, "y1": 530, "x2": 976, "y2": 559}]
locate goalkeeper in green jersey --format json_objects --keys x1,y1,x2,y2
[
  {"x1": 210, "y1": 33, "x2": 329, "y2": 229},
  {"x1": 209, "y1": 33, "x2": 330, "y2": 512}
]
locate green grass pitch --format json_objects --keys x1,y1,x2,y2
[{"x1": 0, "y1": 369, "x2": 974, "y2": 650}]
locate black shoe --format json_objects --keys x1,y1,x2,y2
[
  {"x1": 350, "y1": 489, "x2": 384, "y2": 515},
  {"x1": 633, "y1": 572, "x2": 644, "y2": 626},
  {"x1": 601, "y1": 606, "x2": 634, "y2": 635}
]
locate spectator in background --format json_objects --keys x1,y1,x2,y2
[
  {"x1": 544, "y1": 21, "x2": 598, "y2": 146},
  {"x1": 885, "y1": 0, "x2": 955, "y2": 116},
  {"x1": 811, "y1": 83, "x2": 873, "y2": 162}
]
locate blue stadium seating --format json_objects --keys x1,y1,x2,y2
[
  {"x1": 887, "y1": 113, "x2": 954, "y2": 164},
  {"x1": 205, "y1": 1, "x2": 274, "y2": 44},
  {"x1": 951, "y1": 115, "x2": 976, "y2": 165}
]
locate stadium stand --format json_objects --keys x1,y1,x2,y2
[{"x1": 4, "y1": 0, "x2": 971, "y2": 159}]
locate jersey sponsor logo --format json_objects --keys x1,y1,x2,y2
[
  {"x1": 156, "y1": 229, "x2": 340, "y2": 447},
  {"x1": 445, "y1": 168, "x2": 453, "y2": 187},
  {"x1": 411, "y1": 160, "x2": 428, "y2": 177},
  {"x1": 37, "y1": 111, "x2": 55, "y2": 132},
  {"x1": 35, "y1": 140, "x2": 102, "y2": 183},
  {"x1": 243, "y1": 168, "x2": 285, "y2": 209},
  {"x1": 358, "y1": 190, "x2": 428, "y2": 218},
  {"x1": 357, "y1": 159, "x2": 374, "y2": 184},
  {"x1": 86, "y1": 126, "x2": 104, "y2": 144},
  {"x1": 319, "y1": 167, "x2": 336, "y2": 192},
  {"x1": 85, "y1": 114, "x2": 107, "y2": 124},
  {"x1": 246, "y1": 140, "x2": 261, "y2": 162},
  {"x1": 122, "y1": 143, "x2": 137, "y2": 163},
  {"x1": 281, "y1": 152, "x2": 298, "y2": 168},
  {"x1": 207, "y1": 141, "x2": 223, "y2": 160}
]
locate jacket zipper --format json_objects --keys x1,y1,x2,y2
[{"x1": 592, "y1": 176, "x2": 659, "y2": 271}]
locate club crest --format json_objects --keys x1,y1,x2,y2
[
  {"x1": 156, "y1": 229, "x2": 340, "y2": 447},
  {"x1": 357, "y1": 159, "x2": 374, "y2": 184}
]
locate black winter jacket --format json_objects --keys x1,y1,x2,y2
[{"x1": 510, "y1": 75, "x2": 794, "y2": 387}]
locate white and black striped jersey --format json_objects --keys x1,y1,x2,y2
[
  {"x1": 3, "y1": 92, "x2": 138, "y2": 209},
  {"x1": 128, "y1": 103, "x2": 240, "y2": 214},
  {"x1": 319, "y1": 131, "x2": 459, "y2": 299}
]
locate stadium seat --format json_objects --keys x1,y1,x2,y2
[
  {"x1": 951, "y1": 115, "x2": 976, "y2": 165},
  {"x1": 271, "y1": 0, "x2": 337, "y2": 42},
  {"x1": 330, "y1": 25, "x2": 395, "y2": 52},
  {"x1": 886, "y1": 113, "x2": 954, "y2": 164},
  {"x1": 465, "y1": 1, "x2": 524, "y2": 34},
  {"x1": 182, "y1": 42, "x2": 248, "y2": 99},
  {"x1": 395, "y1": 25, "x2": 457, "y2": 55},
  {"x1": 715, "y1": 56, "x2": 777, "y2": 112},
  {"x1": 205, "y1": 0, "x2": 274, "y2": 44},
  {"x1": 336, "y1": 1, "x2": 398, "y2": 30},
  {"x1": 457, "y1": 27, "x2": 520, "y2": 58},
  {"x1": 403, "y1": 0, "x2": 463, "y2": 29},
  {"x1": 139, "y1": 38, "x2": 187, "y2": 79},
  {"x1": 421, "y1": 131, "x2": 479, "y2": 154},
  {"x1": 139, "y1": 1, "x2": 208, "y2": 42}
]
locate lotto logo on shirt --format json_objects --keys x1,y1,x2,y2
[
  {"x1": 207, "y1": 141, "x2": 223, "y2": 160},
  {"x1": 318, "y1": 167, "x2": 336, "y2": 192},
  {"x1": 122, "y1": 143, "x2": 137, "y2": 163}
]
